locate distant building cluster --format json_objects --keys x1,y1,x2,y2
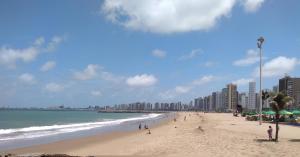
[
  {"x1": 194, "y1": 83, "x2": 239, "y2": 112},
  {"x1": 97, "y1": 76, "x2": 300, "y2": 112},
  {"x1": 102, "y1": 102, "x2": 194, "y2": 112},
  {"x1": 194, "y1": 75, "x2": 300, "y2": 112}
]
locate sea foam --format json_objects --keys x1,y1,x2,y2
[{"x1": 0, "y1": 113, "x2": 161, "y2": 141}]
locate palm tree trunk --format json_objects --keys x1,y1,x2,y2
[{"x1": 275, "y1": 113, "x2": 279, "y2": 142}]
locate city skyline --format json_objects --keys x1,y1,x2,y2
[{"x1": 1, "y1": 0, "x2": 300, "y2": 107}]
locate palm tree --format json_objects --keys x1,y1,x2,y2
[{"x1": 269, "y1": 93, "x2": 292, "y2": 142}]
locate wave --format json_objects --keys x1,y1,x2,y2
[{"x1": 0, "y1": 113, "x2": 161, "y2": 141}]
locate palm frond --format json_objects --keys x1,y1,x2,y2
[{"x1": 270, "y1": 101, "x2": 279, "y2": 112}]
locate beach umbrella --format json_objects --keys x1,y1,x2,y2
[
  {"x1": 246, "y1": 112, "x2": 257, "y2": 115},
  {"x1": 263, "y1": 110, "x2": 275, "y2": 115},
  {"x1": 291, "y1": 110, "x2": 300, "y2": 115},
  {"x1": 279, "y1": 110, "x2": 293, "y2": 115}
]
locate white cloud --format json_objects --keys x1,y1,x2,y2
[
  {"x1": 152, "y1": 49, "x2": 167, "y2": 58},
  {"x1": 45, "y1": 36, "x2": 65, "y2": 52},
  {"x1": 160, "y1": 75, "x2": 215, "y2": 99},
  {"x1": 91, "y1": 90, "x2": 102, "y2": 97},
  {"x1": 19, "y1": 73, "x2": 36, "y2": 84},
  {"x1": 99, "y1": 71, "x2": 125, "y2": 83},
  {"x1": 73, "y1": 64, "x2": 100, "y2": 80},
  {"x1": 233, "y1": 49, "x2": 260, "y2": 66},
  {"x1": 253, "y1": 56, "x2": 299, "y2": 78},
  {"x1": 179, "y1": 49, "x2": 201, "y2": 60},
  {"x1": 126, "y1": 74, "x2": 157, "y2": 87},
  {"x1": 192, "y1": 75, "x2": 215, "y2": 85},
  {"x1": 241, "y1": 0, "x2": 265, "y2": 13},
  {"x1": 0, "y1": 46, "x2": 39, "y2": 68},
  {"x1": 0, "y1": 36, "x2": 64, "y2": 68},
  {"x1": 176, "y1": 75, "x2": 215, "y2": 94},
  {"x1": 40, "y1": 61, "x2": 56, "y2": 72},
  {"x1": 73, "y1": 64, "x2": 125, "y2": 83},
  {"x1": 102, "y1": 0, "x2": 265, "y2": 34},
  {"x1": 232, "y1": 78, "x2": 254, "y2": 86},
  {"x1": 45, "y1": 83, "x2": 64, "y2": 92},
  {"x1": 34, "y1": 37, "x2": 45, "y2": 46},
  {"x1": 175, "y1": 86, "x2": 191, "y2": 94}
]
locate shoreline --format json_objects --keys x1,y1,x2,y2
[
  {"x1": 5, "y1": 112, "x2": 300, "y2": 157},
  {"x1": 3, "y1": 112, "x2": 177, "y2": 155},
  {"x1": 0, "y1": 112, "x2": 173, "y2": 152}
]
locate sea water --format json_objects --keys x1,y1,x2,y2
[{"x1": 0, "y1": 110, "x2": 170, "y2": 151}]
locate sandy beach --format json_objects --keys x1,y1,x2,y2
[{"x1": 8, "y1": 112, "x2": 300, "y2": 157}]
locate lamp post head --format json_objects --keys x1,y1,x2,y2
[{"x1": 257, "y1": 36, "x2": 264, "y2": 48}]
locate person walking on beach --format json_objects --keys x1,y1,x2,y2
[
  {"x1": 267, "y1": 126, "x2": 273, "y2": 140},
  {"x1": 139, "y1": 123, "x2": 142, "y2": 130}
]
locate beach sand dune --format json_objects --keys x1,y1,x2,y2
[{"x1": 11, "y1": 113, "x2": 300, "y2": 157}]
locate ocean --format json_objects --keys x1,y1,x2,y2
[{"x1": 0, "y1": 110, "x2": 170, "y2": 151}]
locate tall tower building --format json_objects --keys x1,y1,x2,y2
[
  {"x1": 248, "y1": 81, "x2": 256, "y2": 110},
  {"x1": 222, "y1": 88, "x2": 228, "y2": 111},
  {"x1": 238, "y1": 92, "x2": 247, "y2": 109},
  {"x1": 216, "y1": 91, "x2": 222, "y2": 111},
  {"x1": 273, "y1": 85, "x2": 279, "y2": 93},
  {"x1": 212, "y1": 92, "x2": 217, "y2": 111},
  {"x1": 204, "y1": 96, "x2": 210, "y2": 111},
  {"x1": 194, "y1": 98, "x2": 200, "y2": 110},
  {"x1": 279, "y1": 76, "x2": 300, "y2": 106},
  {"x1": 227, "y1": 84, "x2": 237, "y2": 110},
  {"x1": 209, "y1": 95, "x2": 213, "y2": 111}
]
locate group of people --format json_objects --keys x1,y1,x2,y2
[
  {"x1": 139, "y1": 123, "x2": 149, "y2": 130},
  {"x1": 140, "y1": 114, "x2": 273, "y2": 140},
  {"x1": 139, "y1": 123, "x2": 151, "y2": 134}
]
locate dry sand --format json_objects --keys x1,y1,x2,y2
[{"x1": 9, "y1": 112, "x2": 300, "y2": 157}]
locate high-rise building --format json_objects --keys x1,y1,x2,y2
[
  {"x1": 154, "y1": 102, "x2": 160, "y2": 110},
  {"x1": 222, "y1": 88, "x2": 228, "y2": 111},
  {"x1": 209, "y1": 95, "x2": 213, "y2": 111},
  {"x1": 195, "y1": 97, "x2": 204, "y2": 111},
  {"x1": 227, "y1": 84, "x2": 237, "y2": 110},
  {"x1": 216, "y1": 91, "x2": 222, "y2": 111},
  {"x1": 194, "y1": 98, "x2": 200, "y2": 110},
  {"x1": 273, "y1": 85, "x2": 279, "y2": 93},
  {"x1": 245, "y1": 95, "x2": 249, "y2": 109},
  {"x1": 238, "y1": 92, "x2": 247, "y2": 109},
  {"x1": 204, "y1": 96, "x2": 210, "y2": 111},
  {"x1": 279, "y1": 76, "x2": 300, "y2": 106},
  {"x1": 248, "y1": 81, "x2": 256, "y2": 110},
  {"x1": 212, "y1": 92, "x2": 217, "y2": 111}
]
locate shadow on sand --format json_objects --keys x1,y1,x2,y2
[
  {"x1": 289, "y1": 139, "x2": 300, "y2": 142},
  {"x1": 254, "y1": 139, "x2": 275, "y2": 143}
]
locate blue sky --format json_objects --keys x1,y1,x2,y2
[{"x1": 0, "y1": 0, "x2": 300, "y2": 107}]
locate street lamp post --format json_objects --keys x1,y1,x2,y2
[{"x1": 257, "y1": 36, "x2": 264, "y2": 125}]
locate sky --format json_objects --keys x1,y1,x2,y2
[{"x1": 0, "y1": 0, "x2": 300, "y2": 107}]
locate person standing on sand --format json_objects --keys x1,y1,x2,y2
[
  {"x1": 139, "y1": 123, "x2": 142, "y2": 130},
  {"x1": 267, "y1": 126, "x2": 273, "y2": 140}
]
